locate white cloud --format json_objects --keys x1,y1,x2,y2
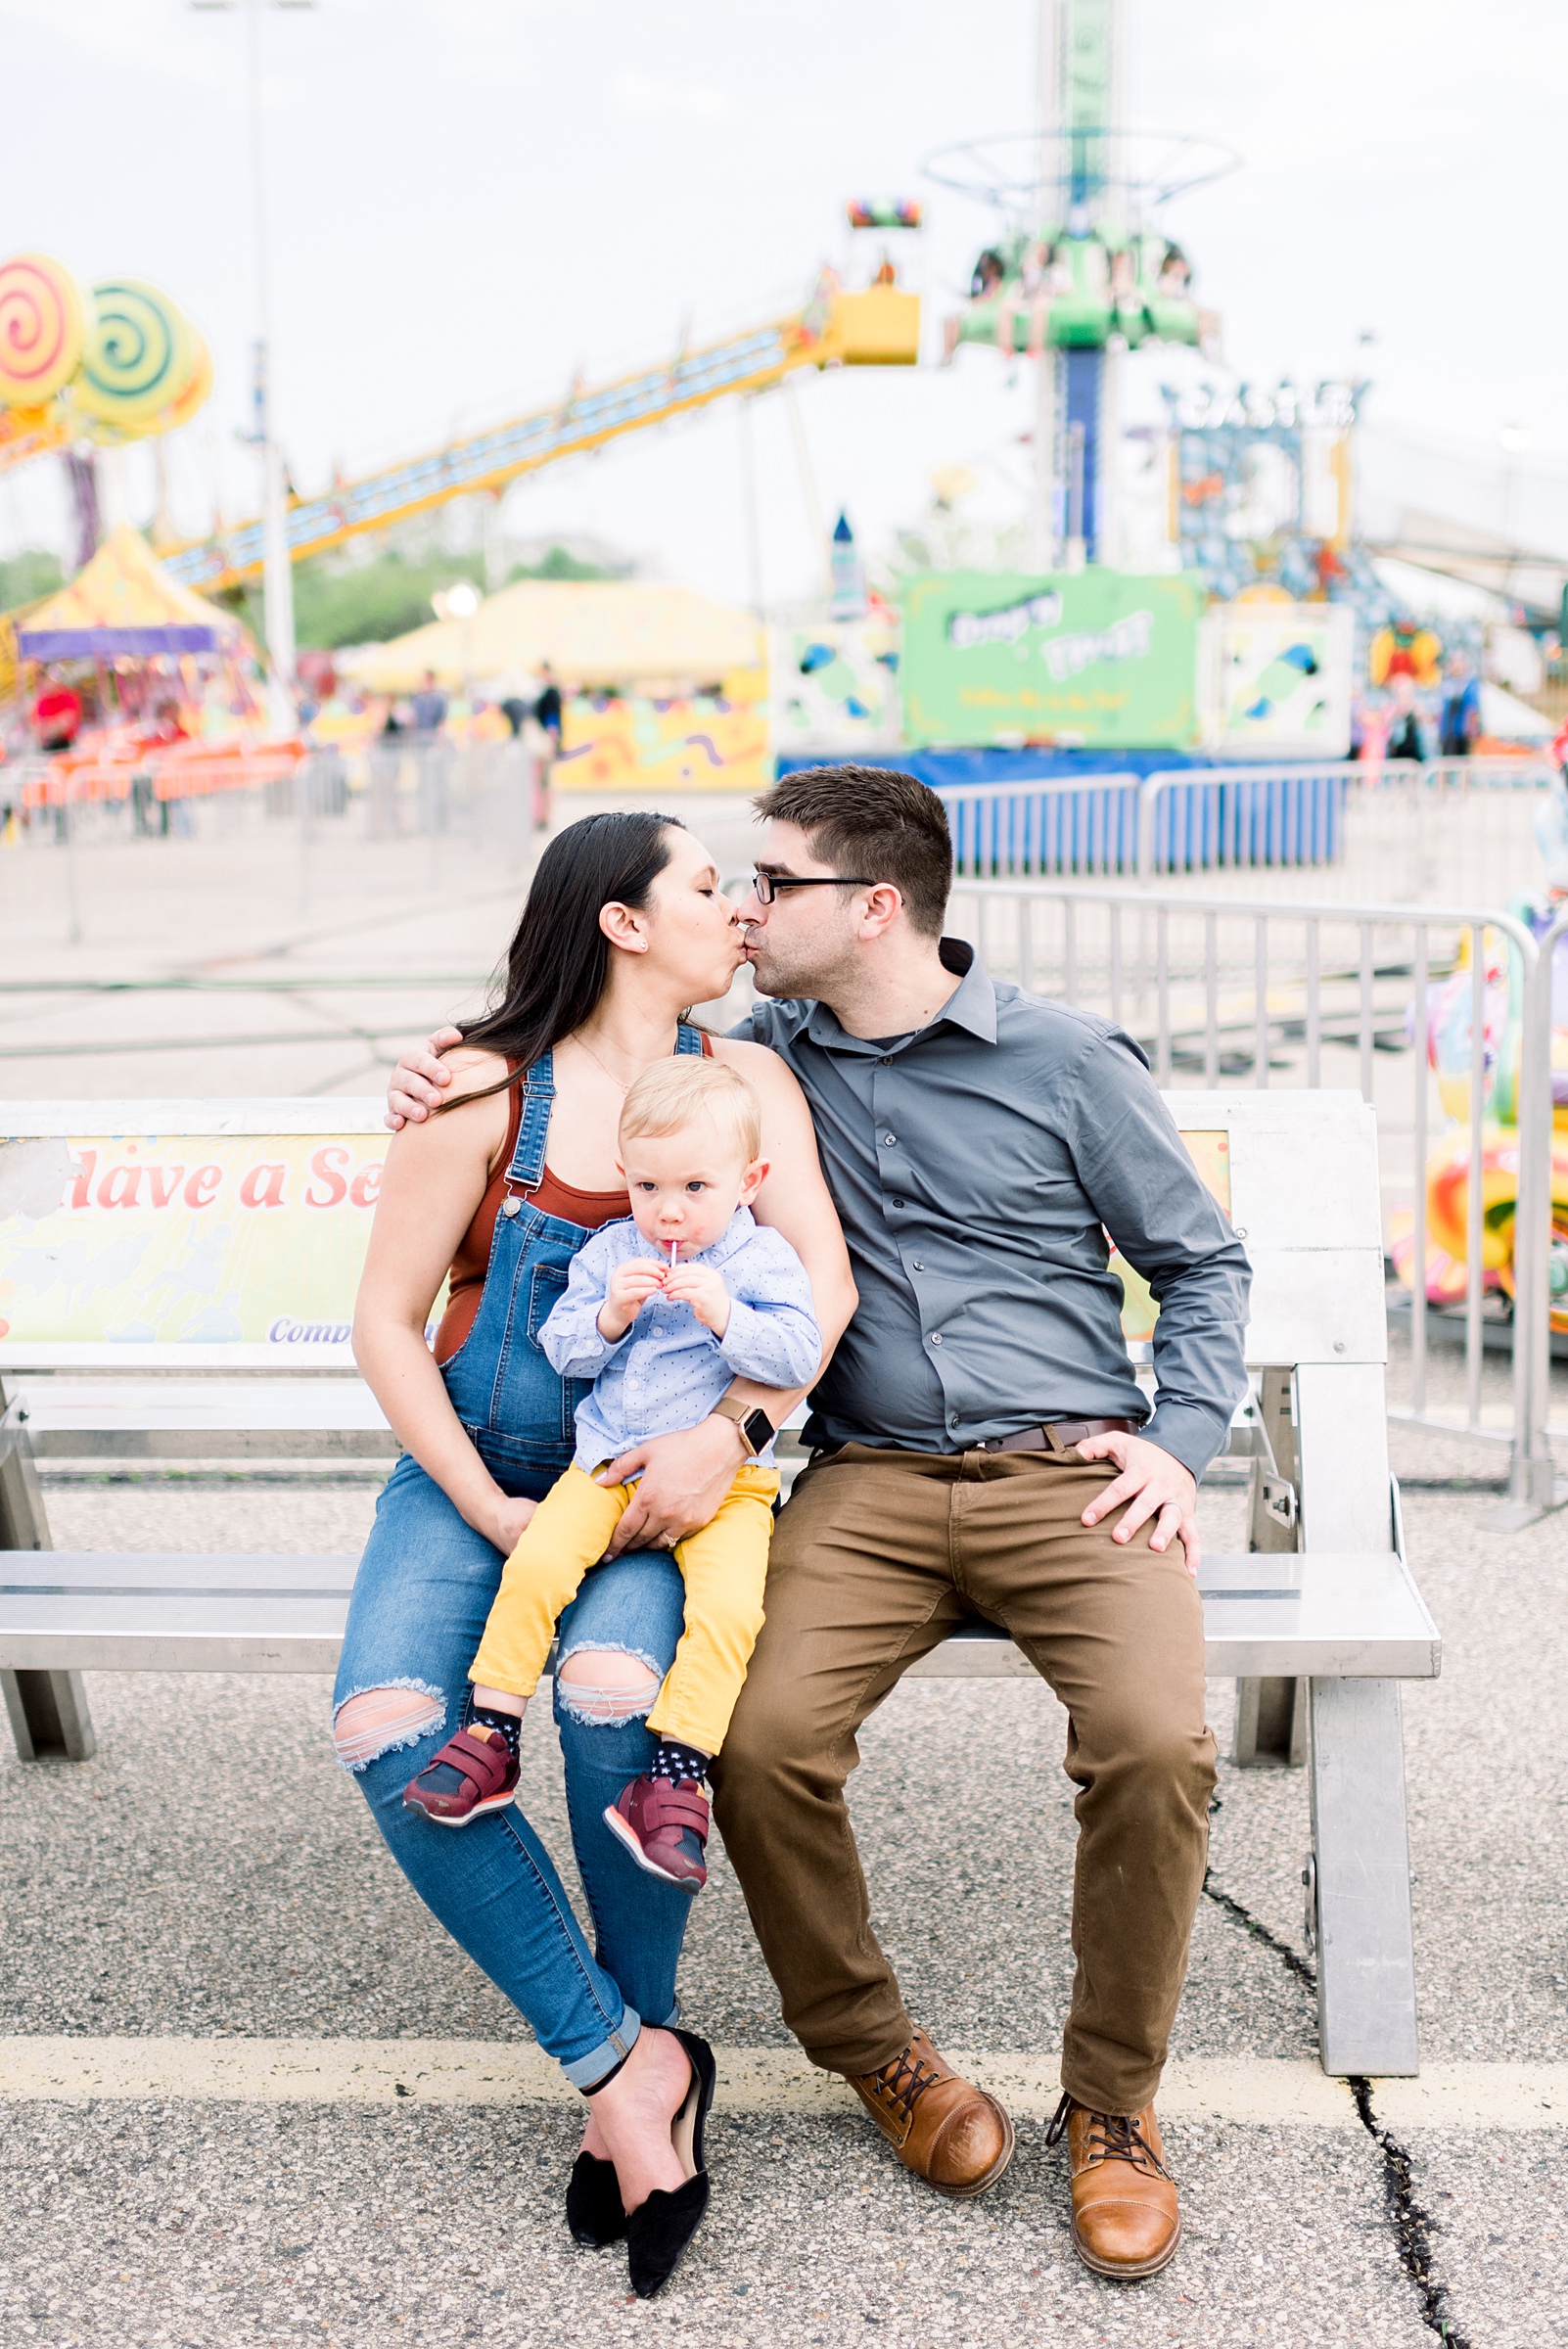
[{"x1": 611, "y1": 66, "x2": 729, "y2": 120}]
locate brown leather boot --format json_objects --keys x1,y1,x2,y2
[
  {"x1": 846, "y1": 2026, "x2": 1014, "y2": 2198},
  {"x1": 1047, "y1": 2095, "x2": 1180, "y2": 2279}
]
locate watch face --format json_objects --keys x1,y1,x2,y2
[{"x1": 743, "y1": 1409, "x2": 774, "y2": 1451}]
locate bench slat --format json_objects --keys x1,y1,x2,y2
[
  {"x1": 0, "y1": 1550, "x2": 1440, "y2": 1681},
  {"x1": 11, "y1": 1382, "x2": 392, "y2": 1432}
]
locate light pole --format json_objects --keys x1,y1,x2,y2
[
  {"x1": 1031, "y1": 0, "x2": 1060, "y2": 572},
  {"x1": 1500, "y1": 423, "x2": 1528, "y2": 603},
  {"x1": 192, "y1": 0, "x2": 313, "y2": 734}
]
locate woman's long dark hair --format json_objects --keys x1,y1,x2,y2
[{"x1": 450, "y1": 809, "x2": 685, "y2": 1108}]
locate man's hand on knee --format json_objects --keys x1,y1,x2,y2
[{"x1": 1075, "y1": 1430, "x2": 1199, "y2": 1575}]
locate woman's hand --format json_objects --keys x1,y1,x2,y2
[
  {"x1": 597, "y1": 1417, "x2": 746, "y2": 1553},
  {"x1": 483, "y1": 1491, "x2": 539, "y2": 1559}
]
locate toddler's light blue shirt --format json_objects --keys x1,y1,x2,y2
[{"x1": 537, "y1": 1206, "x2": 821, "y2": 1470}]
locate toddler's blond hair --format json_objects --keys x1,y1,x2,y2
[{"x1": 620, "y1": 1055, "x2": 761, "y2": 1163}]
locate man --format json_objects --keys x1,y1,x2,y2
[
  {"x1": 388, "y1": 765, "x2": 1249, "y2": 2280},
  {"x1": 32, "y1": 672, "x2": 82, "y2": 754},
  {"x1": 1440, "y1": 654, "x2": 1481, "y2": 760},
  {"x1": 533, "y1": 661, "x2": 563, "y2": 751},
  {"x1": 410, "y1": 668, "x2": 448, "y2": 737}
]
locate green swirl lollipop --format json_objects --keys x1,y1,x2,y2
[{"x1": 72, "y1": 277, "x2": 193, "y2": 433}]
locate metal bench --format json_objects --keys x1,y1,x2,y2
[{"x1": 0, "y1": 1088, "x2": 1436, "y2": 2076}]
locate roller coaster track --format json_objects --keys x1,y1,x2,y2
[{"x1": 158, "y1": 286, "x2": 918, "y2": 597}]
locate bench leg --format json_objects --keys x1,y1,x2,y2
[
  {"x1": 2, "y1": 1669, "x2": 96, "y2": 1761},
  {"x1": 0, "y1": 1384, "x2": 95, "y2": 1760},
  {"x1": 1234, "y1": 1675, "x2": 1308, "y2": 1767},
  {"x1": 1308, "y1": 1676, "x2": 1419, "y2": 2076},
  {"x1": 1235, "y1": 1368, "x2": 1308, "y2": 1769}
]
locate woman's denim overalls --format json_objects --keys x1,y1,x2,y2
[{"x1": 333, "y1": 1031, "x2": 704, "y2": 2087}]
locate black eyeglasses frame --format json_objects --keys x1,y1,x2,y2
[{"x1": 750, "y1": 871, "x2": 875, "y2": 905}]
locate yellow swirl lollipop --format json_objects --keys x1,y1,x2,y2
[
  {"x1": 0, "y1": 251, "x2": 88, "y2": 408},
  {"x1": 161, "y1": 325, "x2": 214, "y2": 433},
  {"x1": 72, "y1": 278, "x2": 193, "y2": 430}
]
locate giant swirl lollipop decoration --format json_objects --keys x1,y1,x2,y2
[
  {"x1": 0, "y1": 253, "x2": 212, "y2": 462},
  {"x1": 163, "y1": 326, "x2": 214, "y2": 434},
  {"x1": 71, "y1": 277, "x2": 193, "y2": 433},
  {"x1": 0, "y1": 251, "x2": 88, "y2": 408}
]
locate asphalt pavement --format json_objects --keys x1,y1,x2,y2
[{"x1": 1, "y1": 1465, "x2": 1564, "y2": 2347}]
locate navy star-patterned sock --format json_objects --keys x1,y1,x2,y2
[
  {"x1": 649, "y1": 1737, "x2": 710, "y2": 1785},
  {"x1": 471, "y1": 1704, "x2": 523, "y2": 1759}
]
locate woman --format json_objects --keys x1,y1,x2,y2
[{"x1": 340, "y1": 810, "x2": 855, "y2": 2295}]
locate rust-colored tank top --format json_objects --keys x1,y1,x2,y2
[{"x1": 435, "y1": 1039, "x2": 713, "y2": 1365}]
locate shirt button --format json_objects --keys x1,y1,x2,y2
[
  {"x1": 911, "y1": 1259, "x2": 924, "y2": 1271},
  {"x1": 930, "y1": 1332, "x2": 943, "y2": 1347},
  {"x1": 880, "y1": 1056, "x2": 893, "y2": 1066},
  {"x1": 883, "y1": 1132, "x2": 897, "y2": 1147},
  {"x1": 892, "y1": 1197, "x2": 905, "y2": 1210}
]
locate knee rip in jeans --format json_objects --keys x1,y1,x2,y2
[
  {"x1": 333, "y1": 1681, "x2": 444, "y2": 1773},
  {"x1": 555, "y1": 1644, "x2": 663, "y2": 1727}
]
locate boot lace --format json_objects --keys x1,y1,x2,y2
[
  {"x1": 1045, "y1": 2092, "x2": 1172, "y2": 2179},
  {"x1": 870, "y1": 2046, "x2": 941, "y2": 2125}
]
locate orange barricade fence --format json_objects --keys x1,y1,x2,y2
[{"x1": 17, "y1": 740, "x2": 304, "y2": 810}]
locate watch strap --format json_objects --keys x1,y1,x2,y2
[{"x1": 712, "y1": 1395, "x2": 775, "y2": 1456}]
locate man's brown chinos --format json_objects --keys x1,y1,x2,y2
[{"x1": 711, "y1": 1443, "x2": 1217, "y2": 2119}]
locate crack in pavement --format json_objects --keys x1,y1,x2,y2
[
  {"x1": 1201, "y1": 1870, "x2": 1471, "y2": 2347},
  {"x1": 1347, "y1": 2075, "x2": 1473, "y2": 2349}
]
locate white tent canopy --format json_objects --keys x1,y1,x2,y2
[{"x1": 336, "y1": 578, "x2": 762, "y2": 696}]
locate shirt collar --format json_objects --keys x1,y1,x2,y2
[
  {"x1": 697, "y1": 1205, "x2": 757, "y2": 1266},
  {"x1": 801, "y1": 937, "x2": 997, "y2": 1053}
]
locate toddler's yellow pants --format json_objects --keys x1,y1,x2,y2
[{"x1": 469, "y1": 1459, "x2": 780, "y2": 1760}]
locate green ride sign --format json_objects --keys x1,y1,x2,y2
[{"x1": 900, "y1": 570, "x2": 1203, "y2": 749}]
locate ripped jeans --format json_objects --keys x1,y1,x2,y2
[{"x1": 332, "y1": 1450, "x2": 692, "y2": 2088}]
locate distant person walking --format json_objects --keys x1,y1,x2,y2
[
  {"x1": 534, "y1": 662, "x2": 564, "y2": 752},
  {"x1": 1385, "y1": 675, "x2": 1426, "y2": 763},
  {"x1": 411, "y1": 668, "x2": 448, "y2": 737},
  {"x1": 32, "y1": 674, "x2": 81, "y2": 754},
  {"x1": 1440, "y1": 655, "x2": 1481, "y2": 759}
]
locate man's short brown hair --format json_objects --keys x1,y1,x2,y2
[{"x1": 753, "y1": 764, "x2": 951, "y2": 938}]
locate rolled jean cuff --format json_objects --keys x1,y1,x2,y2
[{"x1": 563, "y1": 2006, "x2": 642, "y2": 2093}]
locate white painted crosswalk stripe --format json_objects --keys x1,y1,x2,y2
[{"x1": 0, "y1": 2040, "x2": 1563, "y2": 2127}]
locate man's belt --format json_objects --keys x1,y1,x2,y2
[{"x1": 974, "y1": 1416, "x2": 1138, "y2": 1455}]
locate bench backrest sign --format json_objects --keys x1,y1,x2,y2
[
  {"x1": 0, "y1": 1101, "x2": 393, "y2": 1369},
  {"x1": 0, "y1": 1090, "x2": 1381, "y2": 1373}
]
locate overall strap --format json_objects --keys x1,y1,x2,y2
[
  {"x1": 675, "y1": 1022, "x2": 705, "y2": 1056},
  {"x1": 506, "y1": 1052, "x2": 554, "y2": 1191}
]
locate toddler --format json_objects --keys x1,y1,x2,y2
[{"x1": 403, "y1": 1055, "x2": 820, "y2": 1892}]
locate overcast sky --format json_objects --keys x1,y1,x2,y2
[{"x1": 1, "y1": 0, "x2": 1561, "y2": 603}]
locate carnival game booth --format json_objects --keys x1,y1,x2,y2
[{"x1": 4, "y1": 528, "x2": 301, "y2": 829}]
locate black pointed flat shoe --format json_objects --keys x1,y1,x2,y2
[
  {"x1": 625, "y1": 2028, "x2": 716, "y2": 2298},
  {"x1": 566, "y1": 2150, "x2": 626, "y2": 2247}
]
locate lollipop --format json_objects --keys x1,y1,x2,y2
[
  {"x1": 72, "y1": 277, "x2": 192, "y2": 431},
  {"x1": 0, "y1": 252, "x2": 88, "y2": 408},
  {"x1": 162, "y1": 325, "x2": 214, "y2": 433}
]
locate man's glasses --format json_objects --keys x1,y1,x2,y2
[{"x1": 750, "y1": 871, "x2": 873, "y2": 905}]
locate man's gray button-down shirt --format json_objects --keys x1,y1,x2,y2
[{"x1": 737, "y1": 940, "x2": 1251, "y2": 1481}]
